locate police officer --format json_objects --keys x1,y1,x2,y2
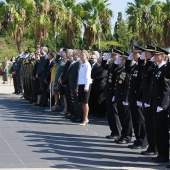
[
  {"x1": 102, "y1": 49, "x2": 123, "y2": 140},
  {"x1": 113, "y1": 52, "x2": 132, "y2": 144},
  {"x1": 151, "y1": 47, "x2": 170, "y2": 163},
  {"x1": 126, "y1": 46, "x2": 146, "y2": 149},
  {"x1": 138, "y1": 45, "x2": 157, "y2": 155}
]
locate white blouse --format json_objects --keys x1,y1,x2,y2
[{"x1": 78, "y1": 61, "x2": 92, "y2": 90}]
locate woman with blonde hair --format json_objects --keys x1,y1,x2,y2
[{"x1": 77, "y1": 50, "x2": 92, "y2": 126}]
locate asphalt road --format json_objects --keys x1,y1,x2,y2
[{"x1": 0, "y1": 79, "x2": 168, "y2": 169}]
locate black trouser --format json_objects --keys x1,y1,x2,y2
[
  {"x1": 13, "y1": 74, "x2": 18, "y2": 93},
  {"x1": 144, "y1": 107, "x2": 157, "y2": 152},
  {"x1": 40, "y1": 79, "x2": 48, "y2": 106},
  {"x1": 16, "y1": 75, "x2": 22, "y2": 93},
  {"x1": 116, "y1": 103, "x2": 132, "y2": 141},
  {"x1": 65, "y1": 85, "x2": 74, "y2": 115},
  {"x1": 106, "y1": 97, "x2": 121, "y2": 137},
  {"x1": 154, "y1": 109, "x2": 169, "y2": 160},
  {"x1": 89, "y1": 89, "x2": 106, "y2": 116},
  {"x1": 129, "y1": 102, "x2": 146, "y2": 145},
  {"x1": 72, "y1": 90, "x2": 83, "y2": 119}
]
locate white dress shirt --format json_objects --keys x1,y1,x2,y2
[
  {"x1": 157, "y1": 61, "x2": 166, "y2": 68},
  {"x1": 78, "y1": 61, "x2": 92, "y2": 90}
]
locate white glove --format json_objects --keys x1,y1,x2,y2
[
  {"x1": 112, "y1": 96, "x2": 115, "y2": 102},
  {"x1": 150, "y1": 56, "x2": 155, "y2": 62},
  {"x1": 103, "y1": 53, "x2": 111, "y2": 60},
  {"x1": 156, "y1": 106, "x2": 163, "y2": 112},
  {"x1": 144, "y1": 103, "x2": 150, "y2": 107},
  {"x1": 114, "y1": 56, "x2": 122, "y2": 65},
  {"x1": 127, "y1": 53, "x2": 133, "y2": 60},
  {"x1": 137, "y1": 101, "x2": 142, "y2": 107},
  {"x1": 140, "y1": 52, "x2": 146, "y2": 60},
  {"x1": 122, "y1": 101, "x2": 128, "y2": 106}
]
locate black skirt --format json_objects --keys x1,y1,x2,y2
[{"x1": 78, "y1": 84, "x2": 91, "y2": 104}]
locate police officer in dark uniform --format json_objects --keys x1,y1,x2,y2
[
  {"x1": 151, "y1": 47, "x2": 170, "y2": 163},
  {"x1": 126, "y1": 46, "x2": 146, "y2": 149},
  {"x1": 138, "y1": 45, "x2": 157, "y2": 155},
  {"x1": 101, "y1": 49, "x2": 123, "y2": 140},
  {"x1": 113, "y1": 52, "x2": 133, "y2": 144}
]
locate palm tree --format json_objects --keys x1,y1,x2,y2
[
  {"x1": 0, "y1": 0, "x2": 35, "y2": 53},
  {"x1": 126, "y1": 0, "x2": 164, "y2": 44},
  {"x1": 162, "y1": 0, "x2": 170, "y2": 47},
  {"x1": 58, "y1": 0, "x2": 83, "y2": 48},
  {"x1": 80, "y1": 0, "x2": 113, "y2": 49},
  {"x1": 33, "y1": 0, "x2": 51, "y2": 51}
]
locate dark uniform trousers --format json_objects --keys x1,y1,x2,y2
[
  {"x1": 107, "y1": 102, "x2": 121, "y2": 137},
  {"x1": 129, "y1": 102, "x2": 146, "y2": 144},
  {"x1": 105, "y1": 83, "x2": 121, "y2": 137},
  {"x1": 144, "y1": 107, "x2": 157, "y2": 152},
  {"x1": 154, "y1": 109, "x2": 169, "y2": 159},
  {"x1": 116, "y1": 103, "x2": 132, "y2": 141}
]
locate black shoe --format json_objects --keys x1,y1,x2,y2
[
  {"x1": 116, "y1": 138, "x2": 130, "y2": 144},
  {"x1": 166, "y1": 165, "x2": 170, "y2": 168},
  {"x1": 40, "y1": 104, "x2": 48, "y2": 107},
  {"x1": 141, "y1": 150, "x2": 157, "y2": 155},
  {"x1": 152, "y1": 156, "x2": 169, "y2": 163},
  {"x1": 106, "y1": 135, "x2": 119, "y2": 140},
  {"x1": 70, "y1": 115, "x2": 76, "y2": 121},
  {"x1": 128, "y1": 144, "x2": 146, "y2": 149},
  {"x1": 72, "y1": 118, "x2": 83, "y2": 123},
  {"x1": 97, "y1": 114, "x2": 106, "y2": 118}
]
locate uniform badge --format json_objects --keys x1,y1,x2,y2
[
  {"x1": 108, "y1": 79, "x2": 112, "y2": 83},
  {"x1": 119, "y1": 80, "x2": 122, "y2": 84},
  {"x1": 133, "y1": 70, "x2": 138, "y2": 77},
  {"x1": 155, "y1": 71, "x2": 161, "y2": 78}
]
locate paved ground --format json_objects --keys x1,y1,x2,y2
[{"x1": 0, "y1": 78, "x2": 169, "y2": 169}]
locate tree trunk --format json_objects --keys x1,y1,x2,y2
[
  {"x1": 35, "y1": 38, "x2": 41, "y2": 52},
  {"x1": 16, "y1": 39, "x2": 23, "y2": 54}
]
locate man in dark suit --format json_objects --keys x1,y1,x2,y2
[
  {"x1": 61, "y1": 50, "x2": 74, "y2": 116},
  {"x1": 151, "y1": 47, "x2": 170, "y2": 163},
  {"x1": 44, "y1": 51, "x2": 56, "y2": 83},
  {"x1": 68, "y1": 51, "x2": 83, "y2": 122},
  {"x1": 89, "y1": 54, "x2": 107, "y2": 118},
  {"x1": 36, "y1": 46, "x2": 49, "y2": 107}
]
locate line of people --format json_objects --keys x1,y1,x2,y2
[{"x1": 10, "y1": 45, "x2": 170, "y2": 163}]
